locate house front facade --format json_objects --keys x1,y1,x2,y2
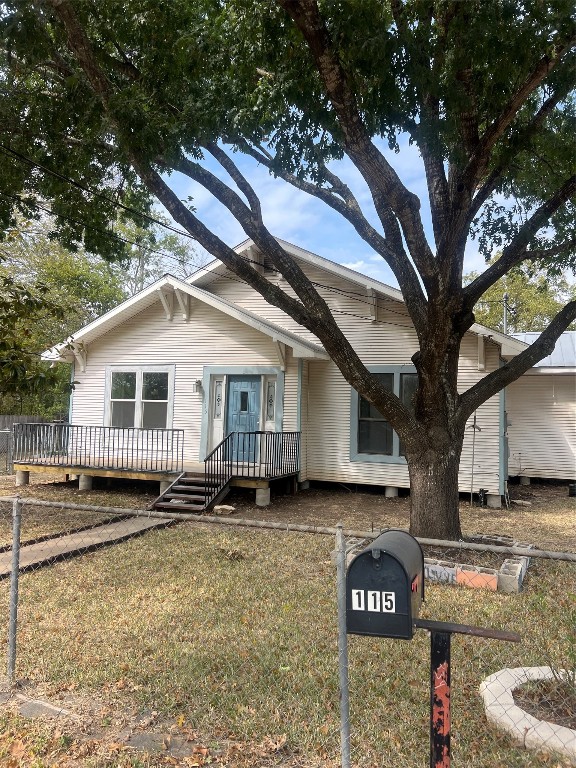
[{"x1": 20, "y1": 238, "x2": 536, "y2": 507}]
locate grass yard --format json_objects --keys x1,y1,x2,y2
[{"x1": 0, "y1": 518, "x2": 574, "y2": 767}]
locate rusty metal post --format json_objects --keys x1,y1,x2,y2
[{"x1": 430, "y1": 630, "x2": 451, "y2": 767}]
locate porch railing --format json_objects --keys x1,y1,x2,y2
[
  {"x1": 12, "y1": 423, "x2": 184, "y2": 473},
  {"x1": 204, "y1": 431, "x2": 301, "y2": 507}
]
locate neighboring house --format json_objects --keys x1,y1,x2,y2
[
  {"x1": 14, "y1": 239, "x2": 544, "y2": 508},
  {"x1": 507, "y1": 332, "x2": 575, "y2": 482}
]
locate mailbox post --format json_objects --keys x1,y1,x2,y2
[{"x1": 336, "y1": 527, "x2": 520, "y2": 768}]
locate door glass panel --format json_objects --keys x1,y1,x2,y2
[
  {"x1": 214, "y1": 380, "x2": 223, "y2": 419},
  {"x1": 111, "y1": 371, "x2": 136, "y2": 399},
  {"x1": 266, "y1": 381, "x2": 275, "y2": 421},
  {"x1": 240, "y1": 391, "x2": 249, "y2": 412}
]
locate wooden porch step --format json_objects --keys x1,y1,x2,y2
[
  {"x1": 171, "y1": 484, "x2": 210, "y2": 493},
  {"x1": 163, "y1": 493, "x2": 206, "y2": 503},
  {"x1": 155, "y1": 501, "x2": 205, "y2": 512}
]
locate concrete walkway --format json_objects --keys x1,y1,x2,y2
[{"x1": 0, "y1": 515, "x2": 173, "y2": 577}]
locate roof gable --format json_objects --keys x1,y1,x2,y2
[
  {"x1": 187, "y1": 238, "x2": 528, "y2": 356},
  {"x1": 42, "y1": 274, "x2": 329, "y2": 363}
]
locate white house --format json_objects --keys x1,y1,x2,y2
[
  {"x1": 16, "y1": 238, "x2": 566, "y2": 510},
  {"x1": 507, "y1": 332, "x2": 575, "y2": 482}
]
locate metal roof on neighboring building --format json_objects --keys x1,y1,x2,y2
[{"x1": 512, "y1": 331, "x2": 576, "y2": 368}]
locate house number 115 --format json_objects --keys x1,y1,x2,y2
[{"x1": 351, "y1": 590, "x2": 396, "y2": 613}]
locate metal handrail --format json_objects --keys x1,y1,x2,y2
[
  {"x1": 204, "y1": 431, "x2": 301, "y2": 507},
  {"x1": 12, "y1": 423, "x2": 184, "y2": 473}
]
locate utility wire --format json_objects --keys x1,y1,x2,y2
[
  {"x1": 0, "y1": 190, "x2": 203, "y2": 273},
  {"x1": 0, "y1": 141, "x2": 429, "y2": 325}
]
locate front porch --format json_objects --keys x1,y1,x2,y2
[{"x1": 12, "y1": 423, "x2": 300, "y2": 508}]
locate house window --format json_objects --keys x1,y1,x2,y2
[
  {"x1": 107, "y1": 367, "x2": 173, "y2": 429},
  {"x1": 351, "y1": 367, "x2": 417, "y2": 463}
]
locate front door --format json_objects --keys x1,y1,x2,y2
[{"x1": 226, "y1": 376, "x2": 261, "y2": 462}]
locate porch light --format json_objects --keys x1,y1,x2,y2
[{"x1": 194, "y1": 379, "x2": 203, "y2": 394}]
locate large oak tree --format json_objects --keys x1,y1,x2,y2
[{"x1": 1, "y1": 1, "x2": 574, "y2": 538}]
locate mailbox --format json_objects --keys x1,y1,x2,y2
[{"x1": 346, "y1": 530, "x2": 424, "y2": 640}]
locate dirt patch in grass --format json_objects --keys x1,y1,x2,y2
[
  {"x1": 1, "y1": 472, "x2": 574, "y2": 555},
  {"x1": 513, "y1": 679, "x2": 576, "y2": 730}
]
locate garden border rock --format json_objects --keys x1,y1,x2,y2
[{"x1": 479, "y1": 666, "x2": 576, "y2": 764}]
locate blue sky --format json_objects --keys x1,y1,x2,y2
[{"x1": 168, "y1": 136, "x2": 488, "y2": 290}]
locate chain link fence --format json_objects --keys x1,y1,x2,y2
[
  {"x1": 0, "y1": 430, "x2": 12, "y2": 474},
  {"x1": 0, "y1": 496, "x2": 574, "y2": 767}
]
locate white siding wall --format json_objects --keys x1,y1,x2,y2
[
  {"x1": 70, "y1": 301, "x2": 298, "y2": 463},
  {"x1": 507, "y1": 373, "x2": 576, "y2": 480},
  {"x1": 206, "y1": 266, "x2": 503, "y2": 494}
]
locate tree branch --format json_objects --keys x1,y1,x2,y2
[
  {"x1": 464, "y1": 174, "x2": 576, "y2": 304},
  {"x1": 203, "y1": 142, "x2": 262, "y2": 220},
  {"x1": 469, "y1": 84, "x2": 571, "y2": 224},
  {"x1": 277, "y1": 0, "x2": 436, "y2": 290},
  {"x1": 457, "y1": 299, "x2": 576, "y2": 423},
  {"x1": 463, "y1": 35, "x2": 576, "y2": 188},
  {"x1": 234, "y1": 139, "x2": 429, "y2": 330}
]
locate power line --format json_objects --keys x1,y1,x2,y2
[
  {"x1": 0, "y1": 141, "x2": 425, "y2": 322},
  {"x1": 0, "y1": 143, "x2": 196, "y2": 240},
  {"x1": 0, "y1": 190, "x2": 204, "y2": 274}
]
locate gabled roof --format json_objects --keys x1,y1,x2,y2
[
  {"x1": 512, "y1": 331, "x2": 576, "y2": 370},
  {"x1": 187, "y1": 237, "x2": 528, "y2": 357},
  {"x1": 187, "y1": 236, "x2": 404, "y2": 302},
  {"x1": 42, "y1": 274, "x2": 329, "y2": 363}
]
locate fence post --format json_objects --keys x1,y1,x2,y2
[
  {"x1": 7, "y1": 496, "x2": 21, "y2": 684},
  {"x1": 336, "y1": 524, "x2": 351, "y2": 768}
]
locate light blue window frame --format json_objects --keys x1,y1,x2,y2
[{"x1": 349, "y1": 365, "x2": 417, "y2": 464}]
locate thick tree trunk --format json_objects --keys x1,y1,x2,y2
[{"x1": 406, "y1": 438, "x2": 464, "y2": 541}]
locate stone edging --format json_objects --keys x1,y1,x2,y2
[
  {"x1": 424, "y1": 536, "x2": 533, "y2": 593},
  {"x1": 479, "y1": 666, "x2": 576, "y2": 764}
]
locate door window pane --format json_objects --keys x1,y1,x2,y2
[
  {"x1": 240, "y1": 391, "x2": 249, "y2": 412},
  {"x1": 266, "y1": 381, "x2": 276, "y2": 421}
]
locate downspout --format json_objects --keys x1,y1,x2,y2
[
  {"x1": 499, "y1": 358, "x2": 508, "y2": 501},
  {"x1": 296, "y1": 358, "x2": 304, "y2": 482}
]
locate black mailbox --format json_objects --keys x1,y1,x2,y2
[{"x1": 346, "y1": 530, "x2": 424, "y2": 640}]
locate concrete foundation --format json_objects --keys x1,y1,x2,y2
[
  {"x1": 519, "y1": 476, "x2": 531, "y2": 485},
  {"x1": 486, "y1": 493, "x2": 502, "y2": 509},
  {"x1": 15, "y1": 470, "x2": 29, "y2": 487},
  {"x1": 299, "y1": 480, "x2": 310, "y2": 490},
  {"x1": 159, "y1": 480, "x2": 171, "y2": 494},
  {"x1": 255, "y1": 487, "x2": 271, "y2": 507},
  {"x1": 78, "y1": 474, "x2": 93, "y2": 491},
  {"x1": 384, "y1": 486, "x2": 399, "y2": 498}
]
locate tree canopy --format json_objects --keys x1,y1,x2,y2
[
  {"x1": 0, "y1": 1, "x2": 574, "y2": 538},
  {"x1": 466, "y1": 263, "x2": 576, "y2": 333}
]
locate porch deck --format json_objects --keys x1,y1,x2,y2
[{"x1": 11, "y1": 424, "x2": 301, "y2": 493}]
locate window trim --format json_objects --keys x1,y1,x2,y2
[
  {"x1": 104, "y1": 365, "x2": 175, "y2": 429},
  {"x1": 350, "y1": 365, "x2": 417, "y2": 464}
]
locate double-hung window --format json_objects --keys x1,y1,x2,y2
[
  {"x1": 350, "y1": 367, "x2": 418, "y2": 462},
  {"x1": 107, "y1": 367, "x2": 174, "y2": 429}
]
